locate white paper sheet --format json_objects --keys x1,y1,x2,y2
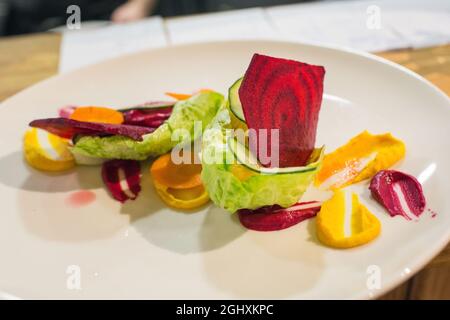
[
  {"x1": 266, "y1": 0, "x2": 450, "y2": 52},
  {"x1": 59, "y1": 17, "x2": 167, "y2": 73},
  {"x1": 165, "y1": 8, "x2": 277, "y2": 44},
  {"x1": 59, "y1": 1, "x2": 450, "y2": 73},
  {"x1": 383, "y1": 10, "x2": 450, "y2": 49}
]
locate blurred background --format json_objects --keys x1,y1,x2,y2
[
  {"x1": 0, "y1": 0, "x2": 321, "y2": 36},
  {"x1": 0, "y1": 0, "x2": 447, "y2": 36},
  {"x1": 0, "y1": 0, "x2": 448, "y2": 95}
]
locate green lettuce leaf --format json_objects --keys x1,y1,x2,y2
[
  {"x1": 200, "y1": 107, "x2": 324, "y2": 213},
  {"x1": 71, "y1": 91, "x2": 224, "y2": 161}
]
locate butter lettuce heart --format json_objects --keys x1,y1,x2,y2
[{"x1": 70, "y1": 91, "x2": 224, "y2": 161}]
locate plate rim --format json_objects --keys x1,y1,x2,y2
[{"x1": 1, "y1": 39, "x2": 449, "y2": 300}]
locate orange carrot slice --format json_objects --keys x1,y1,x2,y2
[
  {"x1": 150, "y1": 152, "x2": 202, "y2": 189},
  {"x1": 165, "y1": 89, "x2": 213, "y2": 101},
  {"x1": 152, "y1": 178, "x2": 209, "y2": 210},
  {"x1": 70, "y1": 106, "x2": 124, "y2": 124},
  {"x1": 165, "y1": 92, "x2": 192, "y2": 100}
]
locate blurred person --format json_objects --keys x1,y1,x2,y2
[
  {"x1": 1, "y1": 0, "x2": 127, "y2": 35},
  {"x1": 111, "y1": 0, "x2": 157, "y2": 23},
  {"x1": 0, "y1": 0, "x2": 315, "y2": 36}
]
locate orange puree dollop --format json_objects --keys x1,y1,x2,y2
[{"x1": 315, "y1": 131, "x2": 405, "y2": 189}]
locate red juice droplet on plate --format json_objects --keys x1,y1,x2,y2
[{"x1": 66, "y1": 190, "x2": 96, "y2": 208}]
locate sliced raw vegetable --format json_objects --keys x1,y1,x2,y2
[
  {"x1": 71, "y1": 91, "x2": 224, "y2": 160},
  {"x1": 238, "y1": 201, "x2": 321, "y2": 231},
  {"x1": 227, "y1": 78, "x2": 247, "y2": 131},
  {"x1": 228, "y1": 137, "x2": 322, "y2": 175},
  {"x1": 150, "y1": 152, "x2": 209, "y2": 209},
  {"x1": 369, "y1": 170, "x2": 426, "y2": 220},
  {"x1": 101, "y1": 160, "x2": 141, "y2": 203},
  {"x1": 239, "y1": 53, "x2": 325, "y2": 167},
  {"x1": 29, "y1": 118, "x2": 154, "y2": 141},
  {"x1": 316, "y1": 189, "x2": 381, "y2": 249},
  {"x1": 150, "y1": 153, "x2": 202, "y2": 189},
  {"x1": 118, "y1": 101, "x2": 175, "y2": 113},
  {"x1": 315, "y1": 131, "x2": 406, "y2": 189},
  {"x1": 201, "y1": 107, "x2": 324, "y2": 213},
  {"x1": 165, "y1": 92, "x2": 192, "y2": 100},
  {"x1": 70, "y1": 106, "x2": 124, "y2": 124},
  {"x1": 166, "y1": 89, "x2": 212, "y2": 101},
  {"x1": 23, "y1": 128, "x2": 75, "y2": 171},
  {"x1": 122, "y1": 107, "x2": 173, "y2": 128}
]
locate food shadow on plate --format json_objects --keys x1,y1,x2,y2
[
  {"x1": 0, "y1": 150, "x2": 103, "y2": 192},
  {"x1": 130, "y1": 185, "x2": 246, "y2": 254},
  {"x1": 119, "y1": 161, "x2": 166, "y2": 222},
  {"x1": 120, "y1": 160, "x2": 246, "y2": 254},
  {"x1": 16, "y1": 164, "x2": 124, "y2": 242},
  {"x1": 201, "y1": 217, "x2": 325, "y2": 299},
  {"x1": 15, "y1": 159, "x2": 166, "y2": 242}
]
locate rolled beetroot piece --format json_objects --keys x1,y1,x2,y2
[{"x1": 238, "y1": 201, "x2": 321, "y2": 231}]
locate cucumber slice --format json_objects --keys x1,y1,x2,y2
[
  {"x1": 228, "y1": 77, "x2": 245, "y2": 122},
  {"x1": 227, "y1": 137, "x2": 321, "y2": 175}
]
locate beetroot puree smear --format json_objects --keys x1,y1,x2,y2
[{"x1": 369, "y1": 170, "x2": 426, "y2": 220}]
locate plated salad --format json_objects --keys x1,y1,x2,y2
[{"x1": 24, "y1": 53, "x2": 428, "y2": 249}]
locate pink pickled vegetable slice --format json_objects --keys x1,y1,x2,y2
[
  {"x1": 58, "y1": 105, "x2": 77, "y2": 118},
  {"x1": 239, "y1": 53, "x2": 325, "y2": 167},
  {"x1": 238, "y1": 201, "x2": 321, "y2": 231},
  {"x1": 29, "y1": 118, "x2": 154, "y2": 141},
  {"x1": 369, "y1": 170, "x2": 426, "y2": 220},
  {"x1": 101, "y1": 160, "x2": 142, "y2": 203}
]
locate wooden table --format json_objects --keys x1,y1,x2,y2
[{"x1": 0, "y1": 32, "x2": 449, "y2": 299}]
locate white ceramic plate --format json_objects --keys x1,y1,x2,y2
[{"x1": 0, "y1": 40, "x2": 449, "y2": 299}]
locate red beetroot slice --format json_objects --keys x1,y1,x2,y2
[
  {"x1": 29, "y1": 118, "x2": 154, "y2": 141},
  {"x1": 369, "y1": 170, "x2": 426, "y2": 220},
  {"x1": 239, "y1": 53, "x2": 325, "y2": 167},
  {"x1": 102, "y1": 160, "x2": 142, "y2": 203},
  {"x1": 238, "y1": 201, "x2": 321, "y2": 231},
  {"x1": 119, "y1": 101, "x2": 175, "y2": 113},
  {"x1": 122, "y1": 108, "x2": 172, "y2": 127}
]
